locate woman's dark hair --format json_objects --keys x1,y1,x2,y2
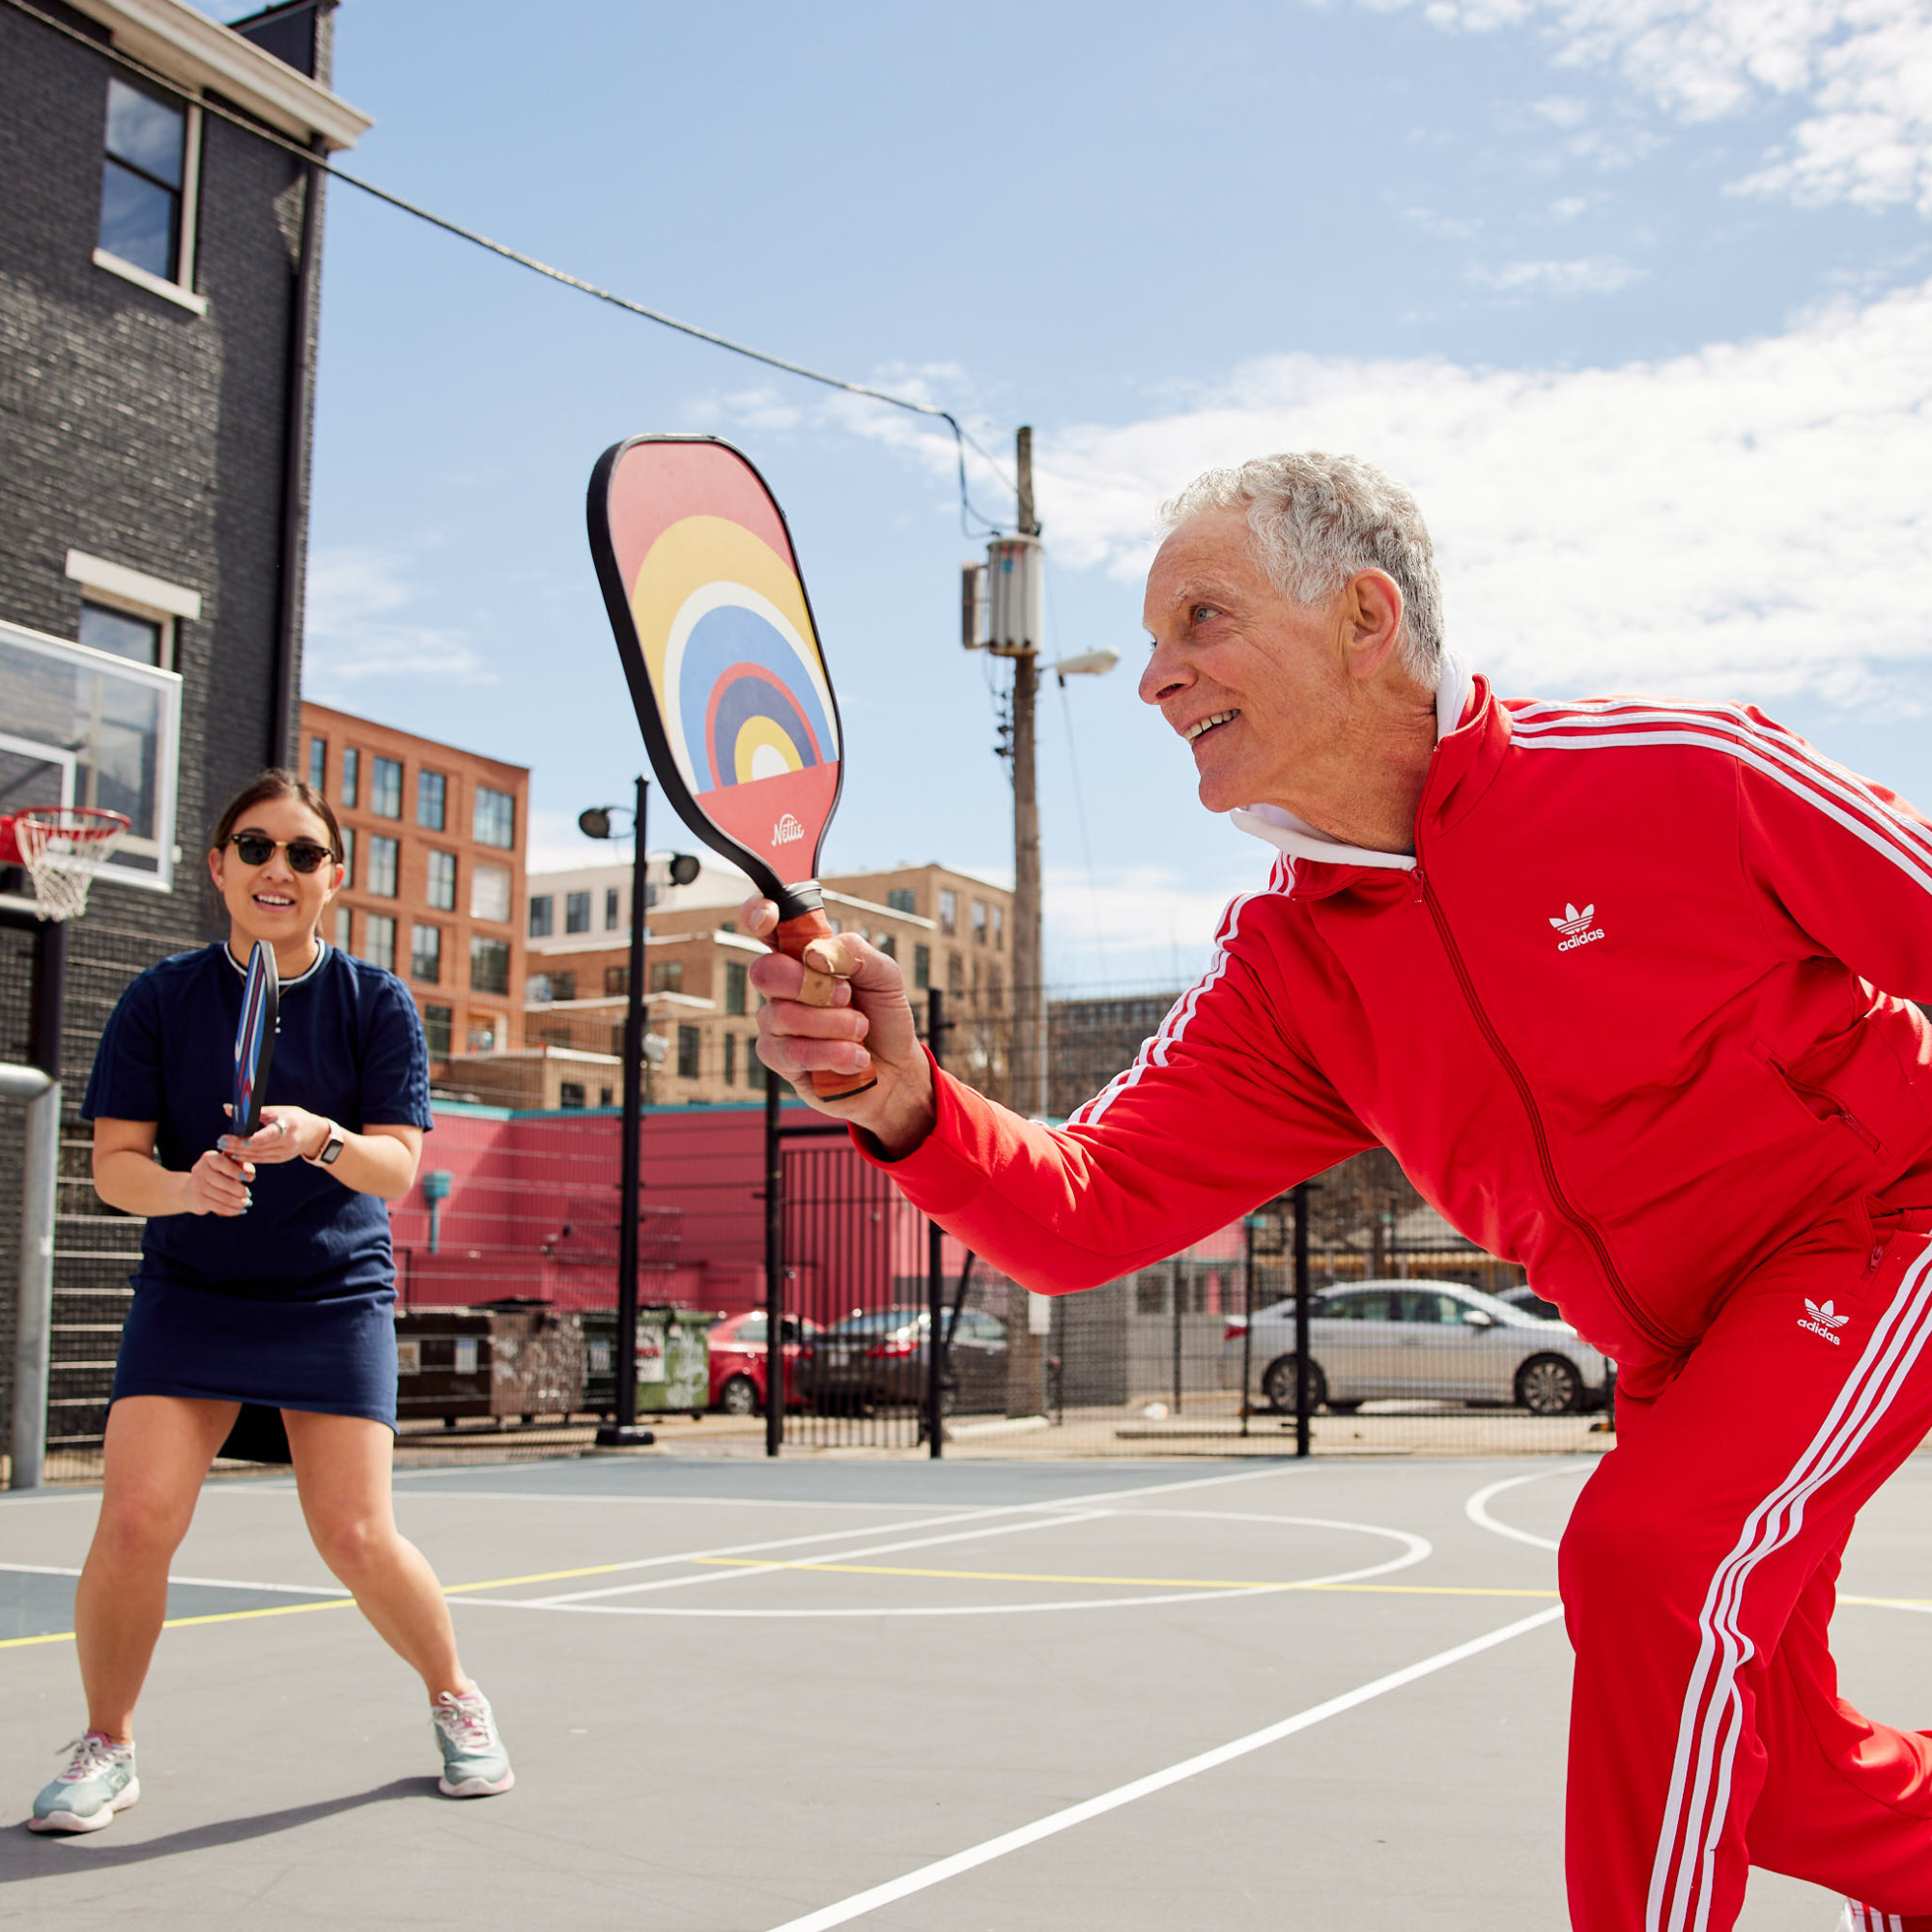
[{"x1": 209, "y1": 770, "x2": 344, "y2": 863}]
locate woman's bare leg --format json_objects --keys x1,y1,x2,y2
[
  {"x1": 74, "y1": 1396, "x2": 238, "y2": 1741},
  {"x1": 282, "y1": 1410, "x2": 469, "y2": 1699}
]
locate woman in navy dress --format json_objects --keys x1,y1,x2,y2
[{"x1": 29, "y1": 772, "x2": 514, "y2": 1834}]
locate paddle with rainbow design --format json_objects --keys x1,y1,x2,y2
[{"x1": 587, "y1": 434, "x2": 876, "y2": 1099}]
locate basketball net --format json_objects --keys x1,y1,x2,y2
[{"x1": 0, "y1": 808, "x2": 130, "y2": 922}]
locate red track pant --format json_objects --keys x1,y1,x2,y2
[{"x1": 1560, "y1": 1204, "x2": 1932, "y2": 1932}]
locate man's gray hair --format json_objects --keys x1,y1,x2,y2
[{"x1": 1160, "y1": 453, "x2": 1444, "y2": 685}]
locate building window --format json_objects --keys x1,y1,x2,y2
[
  {"x1": 79, "y1": 601, "x2": 162, "y2": 666},
  {"x1": 308, "y1": 736, "x2": 327, "y2": 792},
  {"x1": 677, "y1": 1025, "x2": 700, "y2": 1079},
  {"x1": 878, "y1": 933, "x2": 896, "y2": 960},
  {"x1": 948, "y1": 952, "x2": 965, "y2": 995},
  {"x1": 468, "y1": 1014, "x2": 500, "y2": 1053},
  {"x1": 939, "y1": 889, "x2": 957, "y2": 934},
  {"x1": 558, "y1": 1081, "x2": 586, "y2": 1110},
  {"x1": 993, "y1": 904, "x2": 1005, "y2": 951},
  {"x1": 528, "y1": 893, "x2": 553, "y2": 938},
  {"x1": 363, "y1": 913, "x2": 396, "y2": 973},
  {"x1": 339, "y1": 826, "x2": 355, "y2": 889},
  {"x1": 474, "y1": 786, "x2": 516, "y2": 848},
  {"x1": 332, "y1": 906, "x2": 352, "y2": 952},
  {"x1": 747, "y1": 1049, "x2": 767, "y2": 1092},
  {"x1": 367, "y1": 834, "x2": 398, "y2": 898},
  {"x1": 724, "y1": 961, "x2": 748, "y2": 1015},
  {"x1": 423, "y1": 1003, "x2": 453, "y2": 1057},
  {"x1": 341, "y1": 748, "x2": 359, "y2": 809},
  {"x1": 470, "y1": 936, "x2": 510, "y2": 995},
  {"x1": 565, "y1": 890, "x2": 590, "y2": 934},
  {"x1": 410, "y1": 923, "x2": 441, "y2": 983},
  {"x1": 972, "y1": 899, "x2": 987, "y2": 946},
  {"x1": 426, "y1": 849, "x2": 456, "y2": 912},
  {"x1": 724, "y1": 1033, "x2": 737, "y2": 1085},
  {"x1": 470, "y1": 862, "x2": 511, "y2": 923},
  {"x1": 914, "y1": 945, "x2": 931, "y2": 990},
  {"x1": 550, "y1": 969, "x2": 576, "y2": 1002},
  {"x1": 99, "y1": 78, "x2": 188, "y2": 283},
  {"x1": 650, "y1": 961, "x2": 684, "y2": 994},
  {"x1": 527, "y1": 973, "x2": 553, "y2": 1004},
  {"x1": 989, "y1": 966, "x2": 1004, "y2": 1009},
  {"x1": 599, "y1": 1087, "x2": 612, "y2": 1107},
  {"x1": 605, "y1": 887, "x2": 620, "y2": 930},
  {"x1": 417, "y1": 770, "x2": 446, "y2": 831},
  {"x1": 887, "y1": 888, "x2": 917, "y2": 914},
  {"x1": 369, "y1": 755, "x2": 402, "y2": 818},
  {"x1": 605, "y1": 964, "x2": 629, "y2": 997}
]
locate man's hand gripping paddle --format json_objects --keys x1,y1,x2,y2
[
  {"x1": 232, "y1": 939, "x2": 279, "y2": 1138},
  {"x1": 586, "y1": 434, "x2": 875, "y2": 1099}
]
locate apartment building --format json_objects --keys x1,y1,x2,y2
[
  {"x1": 519, "y1": 857, "x2": 1013, "y2": 1107},
  {"x1": 299, "y1": 701, "x2": 528, "y2": 1065}
]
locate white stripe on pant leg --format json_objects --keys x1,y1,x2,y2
[{"x1": 1646, "y1": 1249, "x2": 1932, "y2": 1932}]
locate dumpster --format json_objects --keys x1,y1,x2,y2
[
  {"x1": 583, "y1": 1307, "x2": 721, "y2": 1419},
  {"x1": 477, "y1": 1301, "x2": 587, "y2": 1423},
  {"x1": 395, "y1": 1309, "x2": 494, "y2": 1427}
]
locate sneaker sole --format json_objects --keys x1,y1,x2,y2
[
  {"x1": 29, "y1": 1776, "x2": 140, "y2": 1833},
  {"x1": 438, "y1": 1768, "x2": 514, "y2": 1798}
]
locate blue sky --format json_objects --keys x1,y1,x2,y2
[{"x1": 252, "y1": 0, "x2": 1932, "y2": 988}]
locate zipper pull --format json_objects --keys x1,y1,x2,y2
[{"x1": 1410, "y1": 867, "x2": 1426, "y2": 904}]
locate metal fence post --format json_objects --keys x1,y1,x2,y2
[
  {"x1": 763, "y1": 1073, "x2": 783, "y2": 1458},
  {"x1": 924, "y1": 988, "x2": 946, "y2": 1458},
  {"x1": 1293, "y1": 1181, "x2": 1313, "y2": 1459},
  {"x1": 1241, "y1": 1215, "x2": 1255, "y2": 1440}
]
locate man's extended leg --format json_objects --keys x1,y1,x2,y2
[{"x1": 1560, "y1": 1208, "x2": 1932, "y2": 1932}]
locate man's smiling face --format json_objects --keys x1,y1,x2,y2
[{"x1": 1138, "y1": 507, "x2": 1354, "y2": 816}]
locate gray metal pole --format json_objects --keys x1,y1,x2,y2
[
  {"x1": 1294, "y1": 1183, "x2": 1313, "y2": 1460},
  {"x1": 924, "y1": 987, "x2": 946, "y2": 1458},
  {"x1": 12, "y1": 1075, "x2": 58, "y2": 1490},
  {"x1": 1241, "y1": 1216, "x2": 1255, "y2": 1440}
]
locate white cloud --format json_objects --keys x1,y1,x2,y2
[
  {"x1": 1467, "y1": 252, "x2": 1646, "y2": 291},
  {"x1": 1548, "y1": 193, "x2": 1595, "y2": 218},
  {"x1": 1533, "y1": 92, "x2": 1592, "y2": 127},
  {"x1": 1385, "y1": 0, "x2": 1932, "y2": 214},
  {"x1": 302, "y1": 548, "x2": 494, "y2": 688},
  {"x1": 1031, "y1": 275, "x2": 1932, "y2": 709}
]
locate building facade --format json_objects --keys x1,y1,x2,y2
[
  {"x1": 518, "y1": 857, "x2": 1013, "y2": 1108},
  {"x1": 0, "y1": 0, "x2": 367, "y2": 1470},
  {"x1": 298, "y1": 700, "x2": 529, "y2": 1066}
]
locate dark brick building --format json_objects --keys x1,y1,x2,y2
[{"x1": 0, "y1": 0, "x2": 368, "y2": 1472}]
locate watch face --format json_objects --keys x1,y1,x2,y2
[{"x1": 319, "y1": 1133, "x2": 345, "y2": 1166}]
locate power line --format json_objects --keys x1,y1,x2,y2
[{"x1": 6, "y1": 0, "x2": 1016, "y2": 536}]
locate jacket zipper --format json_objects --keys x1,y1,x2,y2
[{"x1": 1414, "y1": 867, "x2": 1681, "y2": 1357}]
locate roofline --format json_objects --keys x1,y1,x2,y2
[{"x1": 64, "y1": 0, "x2": 371, "y2": 151}]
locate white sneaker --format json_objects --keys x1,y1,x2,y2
[
  {"x1": 29, "y1": 1732, "x2": 139, "y2": 1833},
  {"x1": 431, "y1": 1688, "x2": 513, "y2": 1797}
]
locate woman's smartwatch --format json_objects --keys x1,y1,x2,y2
[{"x1": 304, "y1": 1121, "x2": 348, "y2": 1169}]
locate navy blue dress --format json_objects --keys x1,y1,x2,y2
[{"x1": 81, "y1": 943, "x2": 433, "y2": 1428}]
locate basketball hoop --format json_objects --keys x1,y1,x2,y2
[{"x1": 0, "y1": 807, "x2": 130, "y2": 921}]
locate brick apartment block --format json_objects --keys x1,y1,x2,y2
[{"x1": 298, "y1": 700, "x2": 528, "y2": 1065}]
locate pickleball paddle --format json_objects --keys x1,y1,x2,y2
[
  {"x1": 232, "y1": 938, "x2": 279, "y2": 1138},
  {"x1": 586, "y1": 434, "x2": 876, "y2": 1099}
]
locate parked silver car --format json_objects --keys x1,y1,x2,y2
[{"x1": 1222, "y1": 1278, "x2": 1609, "y2": 1417}]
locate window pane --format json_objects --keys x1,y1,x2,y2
[
  {"x1": 307, "y1": 736, "x2": 327, "y2": 791},
  {"x1": 972, "y1": 899, "x2": 987, "y2": 943},
  {"x1": 469, "y1": 936, "x2": 510, "y2": 994},
  {"x1": 363, "y1": 912, "x2": 395, "y2": 973},
  {"x1": 914, "y1": 945, "x2": 930, "y2": 991},
  {"x1": 993, "y1": 905, "x2": 1005, "y2": 950},
  {"x1": 99, "y1": 158, "x2": 177, "y2": 278},
  {"x1": 470, "y1": 861, "x2": 511, "y2": 923},
  {"x1": 473, "y1": 786, "x2": 515, "y2": 847},
  {"x1": 939, "y1": 890, "x2": 956, "y2": 933},
  {"x1": 746, "y1": 1049, "x2": 766, "y2": 1091},
  {"x1": 677, "y1": 1025, "x2": 700, "y2": 1079},
  {"x1": 559, "y1": 1082, "x2": 585, "y2": 1110},
  {"x1": 79, "y1": 602, "x2": 161, "y2": 665},
  {"x1": 565, "y1": 891, "x2": 590, "y2": 933},
  {"x1": 411, "y1": 923, "x2": 441, "y2": 984},
  {"x1": 105, "y1": 78, "x2": 184, "y2": 188},
  {"x1": 552, "y1": 970, "x2": 576, "y2": 1001},
  {"x1": 604, "y1": 964, "x2": 628, "y2": 996},
  {"x1": 341, "y1": 748, "x2": 358, "y2": 809},
  {"x1": 605, "y1": 887, "x2": 619, "y2": 929},
  {"x1": 723, "y1": 1032, "x2": 736, "y2": 1084},
  {"x1": 416, "y1": 770, "x2": 445, "y2": 831},
  {"x1": 339, "y1": 827, "x2": 355, "y2": 888},
  {"x1": 878, "y1": 933, "x2": 896, "y2": 960},
  {"x1": 332, "y1": 906, "x2": 352, "y2": 952},
  {"x1": 468, "y1": 1014, "x2": 500, "y2": 1052},
  {"x1": 426, "y1": 849, "x2": 455, "y2": 912},
  {"x1": 887, "y1": 888, "x2": 915, "y2": 914},
  {"x1": 367, "y1": 834, "x2": 398, "y2": 898},
  {"x1": 649, "y1": 960, "x2": 683, "y2": 993},
  {"x1": 725, "y1": 961, "x2": 748, "y2": 1015},
  {"x1": 371, "y1": 755, "x2": 402, "y2": 817},
  {"x1": 528, "y1": 893, "x2": 553, "y2": 937}
]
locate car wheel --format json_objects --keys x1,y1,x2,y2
[
  {"x1": 1517, "y1": 1354, "x2": 1583, "y2": 1416},
  {"x1": 719, "y1": 1375, "x2": 759, "y2": 1417},
  {"x1": 1262, "y1": 1354, "x2": 1326, "y2": 1415}
]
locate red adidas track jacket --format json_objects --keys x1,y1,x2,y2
[{"x1": 861, "y1": 672, "x2": 1932, "y2": 1395}]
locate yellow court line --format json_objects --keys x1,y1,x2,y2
[{"x1": 692, "y1": 1555, "x2": 1560, "y2": 1599}]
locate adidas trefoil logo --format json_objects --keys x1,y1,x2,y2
[
  {"x1": 1799, "y1": 1297, "x2": 1851, "y2": 1346},
  {"x1": 1548, "y1": 901, "x2": 1605, "y2": 952}
]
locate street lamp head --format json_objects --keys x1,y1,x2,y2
[
  {"x1": 578, "y1": 806, "x2": 614, "y2": 840},
  {"x1": 668, "y1": 853, "x2": 700, "y2": 887}
]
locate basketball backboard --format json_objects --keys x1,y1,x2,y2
[{"x1": 0, "y1": 618, "x2": 181, "y2": 910}]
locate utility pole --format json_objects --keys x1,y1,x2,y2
[{"x1": 1011, "y1": 426, "x2": 1045, "y2": 1121}]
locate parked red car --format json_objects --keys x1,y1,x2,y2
[{"x1": 707, "y1": 1311, "x2": 818, "y2": 1415}]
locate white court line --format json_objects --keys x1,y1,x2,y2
[
  {"x1": 762, "y1": 1604, "x2": 1568, "y2": 1931},
  {"x1": 1464, "y1": 1466, "x2": 1589, "y2": 1552},
  {"x1": 0, "y1": 1562, "x2": 348, "y2": 1598}
]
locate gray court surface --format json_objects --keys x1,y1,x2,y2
[{"x1": 4, "y1": 1454, "x2": 1930, "y2": 1931}]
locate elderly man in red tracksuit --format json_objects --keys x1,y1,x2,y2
[{"x1": 747, "y1": 452, "x2": 1932, "y2": 1932}]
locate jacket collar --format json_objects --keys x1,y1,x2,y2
[{"x1": 1229, "y1": 652, "x2": 1479, "y2": 878}]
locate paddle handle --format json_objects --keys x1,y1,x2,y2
[{"x1": 774, "y1": 907, "x2": 878, "y2": 1100}]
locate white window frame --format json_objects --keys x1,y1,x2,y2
[
  {"x1": 94, "y1": 92, "x2": 207, "y2": 315},
  {"x1": 65, "y1": 550, "x2": 201, "y2": 674}
]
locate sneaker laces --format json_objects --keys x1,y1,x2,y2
[
  {"x1": 433, "y1": 1694, "x2": 495, "y2": 1753},
  {"x1": 53, "y1": 1733, "x2": 126, "y2": 1783}
]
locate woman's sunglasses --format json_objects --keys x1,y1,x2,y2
[{"x1": 226, "y1": 833, "x2": 335, "y2": 874}]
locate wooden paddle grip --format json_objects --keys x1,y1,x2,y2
[{"x1": 774, "y1": 908, "x2": 878, "y2": 1100}]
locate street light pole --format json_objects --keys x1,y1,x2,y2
[{"x1": 1011, "y1": 426, "x2": 1045, "y2": 1120}]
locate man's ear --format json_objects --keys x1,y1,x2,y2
[{"x1": 1342, "y1": 569, "x2": 1406, "y2": 679}]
